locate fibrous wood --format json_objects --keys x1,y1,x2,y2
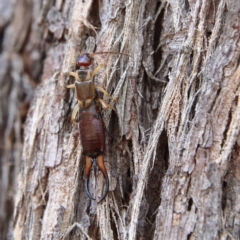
[{"x1": 0, "y1": 0, "x2": 238, "y2": 239}]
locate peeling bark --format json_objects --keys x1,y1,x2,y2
[{"x1": 0, "y1": 0, "x2": 239, "y2": 239}]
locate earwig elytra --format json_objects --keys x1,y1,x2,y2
[{"x1": 67, "y1": 52, "x2": 117, "y2": 202}]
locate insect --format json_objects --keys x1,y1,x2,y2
[{"x1": 67, "y1": 53, "x2": 117, "y2": 202}]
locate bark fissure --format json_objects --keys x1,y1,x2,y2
[{"x1": 0, "y1": 0, "x2": 239, "y2": 239}]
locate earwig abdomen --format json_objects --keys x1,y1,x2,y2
[{"x1": 79, "y1": 103, "x2": 105, "y2": 157}]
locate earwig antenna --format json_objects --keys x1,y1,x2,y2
[{"x1": 89, "y1": 51, "x2": 132, "y2": 58}]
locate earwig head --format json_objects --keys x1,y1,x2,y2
[
  {"x1": 77, "y1": 53, "x2": 92, "y2": 67},
  {"x1": 76, "y1": 51, "x2": 131, "y2": 68}
]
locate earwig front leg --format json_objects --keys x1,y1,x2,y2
[
  {"x1": 98, "y1": 98, "x2": 116, "y2": 111},
  {"x1": 69, "y1": 71, "x2": 81, "y2": 81},
  {"x1": 95, "y1": 86, "x2": 118, "y2": 101},
  {"x1": 91, "y1": 64, "x2": 106, "y2": 78},
  {"x1": 71, "y1": 104, "x2": 79, "y2": 124}
]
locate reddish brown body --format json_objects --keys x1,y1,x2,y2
[
  {"x1": 79, "y1": 99, "x2": 109, "y2": 202},
  {"x1": 79, "y1": 101, "x2": 105, "y2": 157}
]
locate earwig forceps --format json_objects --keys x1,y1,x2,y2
[{"x1": 84, "y1": 156, "x2": 109, "y2": 202}]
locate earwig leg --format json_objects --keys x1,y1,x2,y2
[
  {"x1": 91, "y1": 64, "x2": 106, "y2": 78},
  {"x1": 66, "y1": 84, "x2": 75, "y2": 88},
  {"x1": 69, "y1": 71, "x2": 81, "y2": 81},
  {"x1": 84, "y1": 156, "x2": 95, "y2": 200},
  {"x1": 98, "y1": 98, "x2": 116, "y2": 111},
  {"x1": 95, "y1": 86, "x2": 118, "y2": 101},
  {"x1": 96, "y1": 155, "x2": 109, "y2": 202},
  {"x1": 69, "y1": 72, "x2": 78, "y2": 78},
  {"x1": 71, "y1": 104, "x2": 79, "y2": 125}
]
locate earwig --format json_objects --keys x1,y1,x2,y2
[{"x1": 67, "y1": 52, "x2": 117, "y2": 202}]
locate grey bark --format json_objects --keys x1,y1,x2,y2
[
  {"x1": 0, "y1": 0, "x2": 239, "y2": 239},
  {"x1": 0, "y1": 0, "x2": 43, "y2": 239}
]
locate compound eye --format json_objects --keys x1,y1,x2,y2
[{"x1": 77, "y1": 53, "x2": 92, "y2": 67}]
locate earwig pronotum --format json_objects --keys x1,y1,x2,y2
[{"x1": 67, "y1": 52, "x2": 120, "y2": 202}]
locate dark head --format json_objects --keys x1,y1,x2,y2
[{"x1": 77, "y1": 53, "x2": 92, "y2": 67}]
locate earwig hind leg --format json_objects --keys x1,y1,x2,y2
[
  {"x1": 96, "y1": 155, "x2": 109, "y2": 202},
  {"x1": 91, "y1": 64, "x2": 106, "y2": 78},
  {"x1": 71, "y1": 104, "x2": 79, "y2": 125},
  {"x1": 95, "y1": 86, "x2": 118, "y2": 101},
  {"x1": 84, "y1": 156, "x2": 95, "y2": 200},
  {"x1": 98, "y1": 98, "x2": 116, "y2": 111}
]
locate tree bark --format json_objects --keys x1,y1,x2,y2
[
  {"x1": 0, "y1": 0, "x2": 238, "y2": 239},
  {"x1": 0, "y1": 0, "x2": 43, "y2": 239}
]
